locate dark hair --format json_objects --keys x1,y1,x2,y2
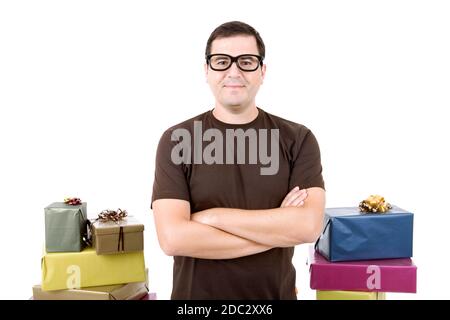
[{"x1": 205, "y1": 21, "x2": 265, "y2": 60}]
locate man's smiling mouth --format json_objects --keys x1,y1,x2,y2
[{"x1": 224, "y1": 85, "x2": 245, "y2": 88}]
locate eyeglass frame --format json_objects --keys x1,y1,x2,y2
[{"x1": 206, "y1": 53, "x2": 264, "y2": 72}]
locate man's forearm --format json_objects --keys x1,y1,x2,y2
[
  {"x1": 192, "y1": 187, "x2": 325, "y2": 247},
  {"x1": 166, "y1": 219, "x2": 273, "y2": 259},
  {"x1": 192, "y1": 206, "x2": 322, "y2": 248}
]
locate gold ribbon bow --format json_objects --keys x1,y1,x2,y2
[{"x1": 359, "y1": 195, "x2": 392, "y2": 213}]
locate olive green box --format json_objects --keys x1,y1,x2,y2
[{"x1": 44, "y1": 202, "x2": 87, "y2": 252}]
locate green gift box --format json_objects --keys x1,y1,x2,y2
[{"x1": 45, "y1": 202, "x2": 87, "y2": 252}]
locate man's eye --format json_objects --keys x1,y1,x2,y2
[
  {"x1": 215, "y1": 60, "x2": 228, "y2": 65},
  {"x1": 240, "y1": 58, "x2": 257, "y2": 65}
]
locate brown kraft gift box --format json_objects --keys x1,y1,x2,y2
[{"x1": 90, "y1": 216, "x2": 144, "y2": 255}]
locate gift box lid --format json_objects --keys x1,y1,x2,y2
[
  {"x1": 91, "y1": 216, "x2": 144, "y2": 235},
  {"x1": 45, "y1": 202, "x2": 86, "y2": 209},
  {"x1": 325, "y1": 205, "x2": 412, "y2": 218},
  {"x1": 45, "y1": 202, "x2": 87, "y2": 221}
]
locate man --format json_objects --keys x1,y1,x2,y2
[{"x1": 151, "y1": 21, "x2": 325, "y2": 300}]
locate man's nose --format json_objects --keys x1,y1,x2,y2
[{"x1": 226, "y1": 61, "x2": 243, "y2": 77}]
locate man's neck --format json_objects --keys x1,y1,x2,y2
[{"x1": 212, "y1": 104, "x2": 259, "y2": 124}]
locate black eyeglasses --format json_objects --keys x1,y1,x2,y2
[{"x1": 206, "y1": 54, "x2": 264, "y2": 72}]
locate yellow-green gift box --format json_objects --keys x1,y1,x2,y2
[
  {"x1": 316, "y1": 290, "x2": 386, "y2": 300},
  {"x1": 41, "y1": 247, "x2": 145, "y2": 291}
]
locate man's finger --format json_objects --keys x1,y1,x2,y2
[
  {"x1": 283, "y1": 190, "x2": 301, "y2": 207},
  {"x1": 290, "y1": 197, "x2": 305, "y2": 207},
  {"x1": 287, "y1": 189, "x2": 307, "y2": 203},
  {"x1": 281, "y1": 186, "x2": 299, "y2": 207},
  {"x1": 285, "y1": 190, "x2": 308, "y2": 207},
  {"x1": 282, "y1": 189, "x2": 307, "y2": 207},
  {"x1": 287, "y1": 186, "x2": 300, "y2": 197}
]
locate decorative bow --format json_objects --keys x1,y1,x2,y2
[
  {"x1": 64, "y1": 197, "x2": 82, "y2": 205},
  {"x1": 96, "y1": 208, "x2": 128, "y2": 222},
  {"x1": 359, "y1": 195, "x2": 392, "y2": 213}
]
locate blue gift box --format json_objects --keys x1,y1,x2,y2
[{"x1": 315, "y1": 205, "x2": 413, "y2": 262}]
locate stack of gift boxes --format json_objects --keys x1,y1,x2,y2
[
  {"x1": 32, "y1": 199, "x2": 157, "y2": 300},
  {"x1": 309, "y1": 205, "x2": 417, "y2": 300}
]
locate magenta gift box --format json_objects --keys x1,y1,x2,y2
[
  {"x1": 309, "y1": 247, "x2": 417, "y2": 293},
  {"x1": 140, "y1": 292, "x2": 157, "y2": 300}
]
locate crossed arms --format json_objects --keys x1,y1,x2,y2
[{"x1": 152, "y1": 186, "x2": 325, "y2": 260}]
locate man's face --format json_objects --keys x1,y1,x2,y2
[{"x1": 205, "y1": 35, "x2": 266, "y2": 110}]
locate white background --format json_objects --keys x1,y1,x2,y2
[{"x1": 1, "y1": 0, "x2": 449, "y2": 300}]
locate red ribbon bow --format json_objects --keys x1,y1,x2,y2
[{"x1": 64, "y1": 197, "x2": 82, "y2": 205}]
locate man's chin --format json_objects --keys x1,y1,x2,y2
[
  {"x1": 223, "y1": 103, "x2": 245, "y2": 110},
  {"x1": 222, "y1": 99, "x2": 248, "y2": 108}
]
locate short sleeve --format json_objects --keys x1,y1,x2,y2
[
  {"x1": 289, "y1": 128, "x2": 325, "y2": 191},
  {"x1": 151, "y1": 130, "x2": 191, "y2": 209}
]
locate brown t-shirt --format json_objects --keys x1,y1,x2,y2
[{"x1": 151, "y1": 107, "x2": 325, "y2": 299}]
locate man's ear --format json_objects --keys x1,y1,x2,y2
[
  {"x1": 204, "y1": 63, "x2": 209, "y2": 82},
  {"x1": 260, "y1": 63, "x2": 267, "y2": 84}
]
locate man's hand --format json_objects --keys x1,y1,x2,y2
[
  {"x1": 280, "y1": 186, "x2": 308, "y2": 208},
  {"x1": 193, "y1": 186, "x2": 309, "y2": 224}
]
